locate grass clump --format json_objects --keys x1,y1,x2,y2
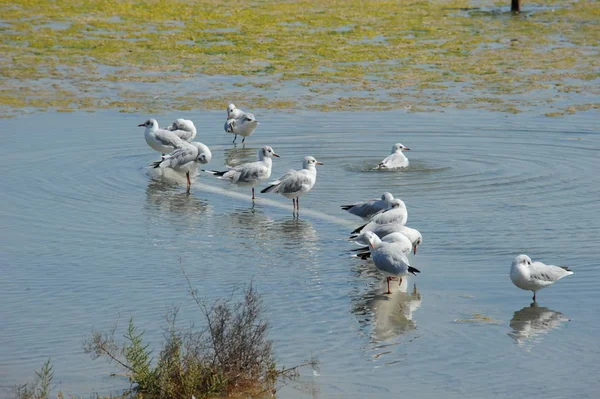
[
  {"x1": 13, "y1": 359, "x2": 54, "y2": 399},
  {"x1": 84, "y1": 283, "x2": 317, "y2": 398}
]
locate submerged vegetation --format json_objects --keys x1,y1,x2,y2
[{"x1": 0, "y1": 0, "x2": 598, "y2": 116}]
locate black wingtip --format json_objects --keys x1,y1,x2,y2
[
  {"x1": 560, "y1": 266, "x2": 572, "y2": 272},
  {"x1": 350, "y1": 246, "x2": 369, "y2": 252},
  {"x1": 260, "y1": 185, "x2": 275, "y2": 194},
  {"x1": 341, "y1": 205, "x2": 354, "y2": 210},
  {"x1": 408, "y1": 266, "x2": 421, "y2": 276},
  {"x1": 350, "y1": 223, "x2": 367, "y2": 235},
  {"x1": 357, "y1": 252, "x2": 371, "y2": 260},
  {"x1": 152, "y1": 160, "x2": 162, "y2": 168}
]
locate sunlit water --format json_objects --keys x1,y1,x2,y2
[{"x1": 0, "y1": 109, "x2": 598, "y2": 398}]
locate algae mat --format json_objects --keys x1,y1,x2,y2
[{"x1": 1, "y1": 0, "x2": 598, "y2": 116}]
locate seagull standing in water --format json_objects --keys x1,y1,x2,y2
[
  {"x1": 261, "y1": 156, "x2": 323, "y2": 211},
  {"x1": 350, "y1": 199, "x2": 408, "y2": 235},
  {"x1": 352, "y1": 231, "x2": 412, "y2": 260},
  {"x1": 377, "y1": 143, "x2": 410, "y2": 169},
  {"x1": 351, "y1": 224, "x2": 422, "y2": 255},
  {"x1": 165, "y1": 118, "x2": 197, "y2": 142},
  {"x1": 139, "y1": 119, "x2": 184, "y2": 154},
  {"x1": 205, "y1": 146, "x2": 279, "y2": 199},
  {"x1": 224, "y1": 104, "x2": 259, "y2": 144},
  {"x1": 510, "y1": 254, "x2": 573, "y2": 302},
  {"x1": 341, "y1": 192, "x2": 395, "y2": 221},
  {"x1": 153, "y1": 142, "x2": 212, "y2": 191},
  {"x1": 364, "y1": 231, "x2": 420, "y2": 294}
]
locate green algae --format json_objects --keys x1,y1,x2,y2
[{"x1": 0, "y1": 0, "x2": 598, "y2": 116}]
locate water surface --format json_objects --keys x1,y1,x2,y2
[{"x1": 0, "y1": 109, "x2": 598, "y2": 398}]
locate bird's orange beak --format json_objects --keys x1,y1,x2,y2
[
  {"x1": 316, "y1": 161, "x2": 324, "y2": 165},
  {"x1": 413, "y1": 246, "x2": 417, "y2": 255},
  {"x1": 370, "y1": 242, "x2": 375, "y2": 249},
  {"x1": 404, "y1": 148, "x2": 411, "y2": 151},
  {"x1": 138, "y1": 123, "x2": 145, "y2": 127},
  {"x1": 272, "y1": 153, "x2": 280, "y2": 158}
]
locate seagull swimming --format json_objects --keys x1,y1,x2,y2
[
  {"x1": 261, "y1": 156, "x2": 323, "y2": 211},
  {"x1": 139, "y1": 119, "x2": 185, "y2": 154},
  {"x1": 166, "y1": 118, "x2": 197, "y2": 142},
  {"x1": 510, "y1": 254, "x2": 573, "y2": 302},
  {"x1": 364, "y1": 231, "x2": 420, "y2": 294},
  {"x1": 153, "y1": 141, "x2": 212, "y2": 191},
  {"x1": 341, "y1": 192, "x2": 395, "y2": 220},
  {"x1": 377, "y1": 143, "x2": 410, "y2": 169},
  {"x1": 224, "y1": 105, "x2": 259, "y2": 144},
  {"x1": 205, "y1": 146, "x2": 279, "y2": 199},
  {"x1": 351, "y1": 224, "x2": 422, "y2": 255},
  {"x1": 350, "y1": 199, "x2": 408, "y2": 235}
]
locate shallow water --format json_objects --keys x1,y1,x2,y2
[{"x1": 0, "y1": 109, "x2": 599, "y2": 398}]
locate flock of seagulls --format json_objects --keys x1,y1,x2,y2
[{"x1": 138, "y1": 103, "x2": 574, "y2": 301}]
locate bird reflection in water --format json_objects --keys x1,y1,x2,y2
[
  {"x1": 508, "y1": 302, "x2": 570, "y2": 349},
  {"x1": 224, "y1": 145, "x2": 258, "y2": 167},
  {"x1": 352, "y1": 278, "x2": 422, "y2": 344},
  {"x1": 145, "y1": 178, "x2": 211, "y2": 226}
]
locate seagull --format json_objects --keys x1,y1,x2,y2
[
  {"x1": 224, "y1": 105, "x2": 259, "y2": 144},
  {"x1": 166, "y1": 118, "x2": 197, "y2": 142},
  {"x1": 139, "y1": 119, "x2": 184, "y2": 154},
  {"x1": 153, "y1": 142, "x2": 212, "y2": 191},
  {"x1": 226, "y1": 103, "x2": 245, "y2": 119},
  {"x1": 341, "y1": 192, "x2": 395, "y2": 220},
  {"x1": 352, "y1": 231, "x2": 412, "y2": 260},
  {"x1": 261, "y1": 156, "x2": 323, "y2": 211},
  {"x1": 205, "y1": 146, "x2": 279, "y2": 199},
  {"x1": 377, "y1": 143, "x2": 410, "y2": 169},
  {"x1": 510, "y1": 254, "x2": 573, "y2": 302},
  {"x1": 350, "y1": 199, "x2": 408, "y2": 235},
  {"x1": 364, "y1": 231, "x2": 420, "y2": 294},
  {"x1": 351, "y1": 224, "x2": 422, "y2": 255}
]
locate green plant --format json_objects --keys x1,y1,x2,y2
[{"x1": 14, "y1": 358, "x2": 53, "y2": 399}]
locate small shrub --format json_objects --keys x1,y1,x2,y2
[
  {"x1": 84, "y1": 283, "x2": 317, "y2": 398},
  {"x1": 13, "y1": 358, "x2": 53, "y2": 399}
]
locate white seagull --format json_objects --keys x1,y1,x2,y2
[
  {"x1": 226, "y1": 103, "x2": 245, "y2": 119},
  {"x1": 364, "y1": 231, "x2": 420, "y2": 294},
  {"x1": 510, "y1": 254, "x2": 573, "y2": 302},
  {"x1": 224, "y1": 105, "x2": 260, "y2": 144},
  {"x1": 166, "y1": 118, "x2": 197, "y2": 142},
  {"x1": 139, "y1": 119, "x2": 184, "y2": 154},
  {"x1": 341, "y1": 192, "x2": 395, "y2": 220},
  {"x1": 261, "y1": 156, "x2": 323, "y2": 211},
  {"x1": 351, "y1": 224, "x2": 422, "y2": 255},
  {"x1": 205, "y1": 146, "x2": 279, "y2": 199},
  {"x1": 153, "y1": 141, "x2": 212, "y2": 191},
  {"x1": 377, "y1": 143, "x2": 410, "y2": 169},
  {"x1": 350, "y1": 199, "x2": 408, "y2": 235},
  {"x1": 353, "y1": 231, "x2": 412, "y2": 260}
]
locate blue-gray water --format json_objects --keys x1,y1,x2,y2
[{"x1": 1, "y1": 110, "x2": 599, "y2": 398}]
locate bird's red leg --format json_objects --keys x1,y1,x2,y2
[
  {"x1": 386, "y1": 277, "x2": 391, "y2": 294},
  {"x1": 398, "y1": 278, "x2": 403, "y2": 287},
  {"x1": 186, "y1": 172, "x2": 191, "y2": 192}
]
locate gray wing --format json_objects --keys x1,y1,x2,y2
[
  {"x1": 529, "y1": 262, "x2": 572, "y2": 284},
  {"x1": 155, "y1": 128, "x2": 185, "y2": 149},
  {"x1": 229, "y1": 161, "x2": 268, "y2": 183},
  {"x1": 160, "y1": 143, "x2": 197, "y2": 168},
  {"x1": 373, "y1": 245, "x2": 410, "y2": 275},
  {"x1": 275, "y1": 171, "x2": 312, "y2": 194}
]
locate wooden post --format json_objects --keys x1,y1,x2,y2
[{"x1": 511, "y1": 0, "x2": 521, "y2": 13}]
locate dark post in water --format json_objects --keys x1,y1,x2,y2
[{"x1": 511, "y1": 0, "x2": 521, "y2": 12}]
